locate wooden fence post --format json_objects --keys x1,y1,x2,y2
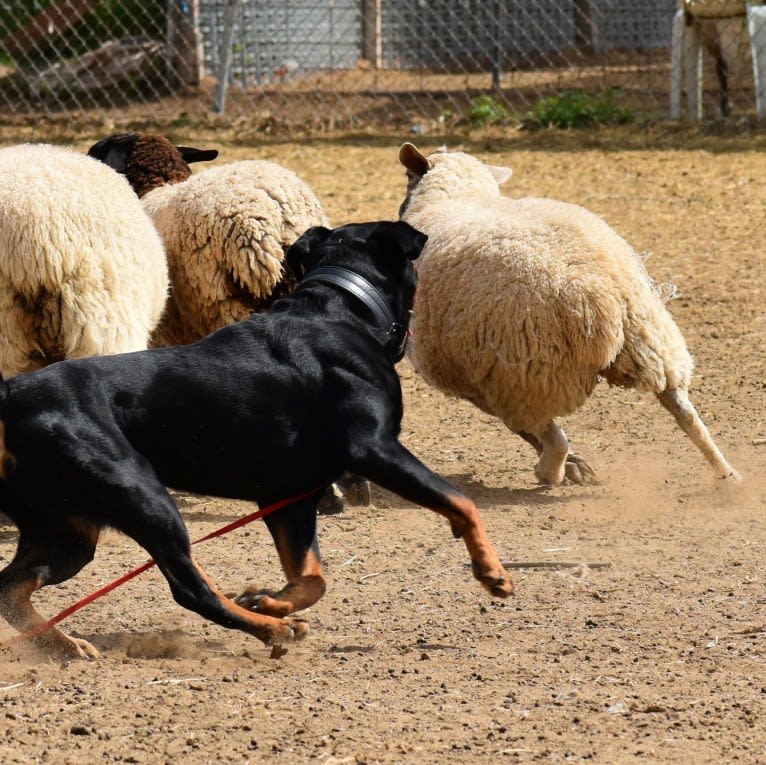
[
  {"x1": 574, "y1": 0, "x2": 594, "y2": 50},
  {"x1": 166, "y1": 0, "x2": 203, "y2": 87},
  {"x1": 361, "y1": 0, "x2": 382, "y2": 68}
]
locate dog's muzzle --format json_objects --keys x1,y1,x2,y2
[{"x1": 300, "y1": 267, "x2": 412, "y2": 362}]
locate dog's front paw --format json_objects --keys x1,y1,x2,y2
[
  {"x1": 236, "y1": 589, "x2": 293, "y2": 618},
  {"x1": 234, "y1": 586, "x2": 274, "y2": 611},
  {"x1": 471, "y1": 560, "x2": 514, "y2": 598},
  {"x1": 267, "y1": 619, "x2": 309, "y2": 645}
]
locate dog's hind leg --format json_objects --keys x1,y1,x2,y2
[
  {"x1": 235, "y1": 494, "x2": 327, "y2": 617},
  {"x1": 111, "y1": 476, "x2": 309, "y2": 645},
  {"x1": 0, "y1": 518, "x2": 101, "y2": 659},
  {"x1": 353, "y1": 441, "x2": 513, "y2": 598}
]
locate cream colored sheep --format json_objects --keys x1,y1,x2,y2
[
  {"x1": 398, "y1": 143, "x2": 740, "y2": 485},
  {"x1": 0, "y1": 143, "x2": 168, "y2": 378},
  {"x1": 88, "y1": 133, "x2": 329, "y2": 347}
]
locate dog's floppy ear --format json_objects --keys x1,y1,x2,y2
[
  {"x1": 286, "y1": 225, "x2": 333, "y2": 279},
  {"x1": 87, "y1": 133, "x2": 137, "y2": 174},
  {"x1": 372, "y1": 221, "x2": 428, "y2": 261},
  {"x1": 177, "y1": 145, "x2": 219, "y2": 164}
]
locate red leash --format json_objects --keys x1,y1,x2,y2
[{"x1": 4, "y1": 488, "x2": 321, "y2": 646}]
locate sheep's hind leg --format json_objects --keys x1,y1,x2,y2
[
  {"x1": 518, "y1": 425, "x2": 597, "y2": 486},
  {"x1": 657, "y1": 388, "x2": 741, "y2": 479}
]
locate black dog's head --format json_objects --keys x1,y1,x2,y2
[
  {"x1": 287, "y1": 221, "x2": 425, "y2": 275},
  {"x1": 286, "y1": 221, "x2": 427, "y2": 362}
]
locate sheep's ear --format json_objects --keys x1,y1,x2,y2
[
  {"x1": 489, "y1": 164, "x2": 513, "y2": 185},
  {"x1": 372, "y1": 221, "x2": 427, "y2": 261},
  {"x1": 285, "y1": 225, "x2": 332, "y2": 279},
  {"x1": 87, "y1": 134, "x2": 137, "y2": 173},
  {"x1": 399, "y1": 143, "x2": 430, "y2": 177},
  {"x1": 177, "y1": 146, "x2": 219, "y2": 164}
]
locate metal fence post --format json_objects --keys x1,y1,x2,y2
[
  {"x1": 492, "y1": 0, "x2": 502, "y2": 92},
  {"x1": 213, "y1": 0, "x2": 241, "y2": 114}
]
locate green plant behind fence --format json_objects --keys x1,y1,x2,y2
[
  {"x1": 525, "y1": 89, "x2": 634, "y2": 129},
  {"x1": 468, "y1": 94, "x2": 509, "y2": 126}
]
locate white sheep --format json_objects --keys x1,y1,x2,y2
[
  {"x1": 0, "y1": 143, "x2": 168, "y2": 378},
  {"x1": 398, "y1": 142, "x2": 740, "y2": 485},
  {"x1": 87, "y1": 133, "x2": 330, "y2": 347}
]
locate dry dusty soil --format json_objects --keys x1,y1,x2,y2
[{"x1": 0, "y1": 125, "x2": 765, "y2": 764}]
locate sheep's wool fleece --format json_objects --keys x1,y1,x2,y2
[
  {"x1": 403, "y1": 151, "x2": 693, "y2": 433},
  {"x1": 0, "y1": 144, "x2": 168, "y2": 377},
  {"x1": 143, "y1": 159, "x2": 329, "y2": 344}
]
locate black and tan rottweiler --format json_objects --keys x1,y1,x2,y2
[{"x1": 0, "y1": 221, "x2": 512, "y2": 659}]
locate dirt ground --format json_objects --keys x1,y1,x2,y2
[{"x1": 0, "y1": 124, "x2": 765, "y2": 764}]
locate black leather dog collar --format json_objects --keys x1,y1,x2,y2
[
  {"x1": 300, "y1": 266, "x2": 409, "y2": 361},
  {"x1": 302, "y1": 266, "x2": 396, "y2": 328}
]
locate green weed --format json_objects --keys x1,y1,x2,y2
[
  {"x1": 468, "y1": 94, "x2": 508, "y2": 126},
  {"x1": 525, "y1": 89, "x2": 634, "y2": 129}
]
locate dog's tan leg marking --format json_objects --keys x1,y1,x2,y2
[
  {"x1": 190, "y1": 556, "x2": 308, "y2": 644},
  {"x1": 0, "y1": 577, "x2": 100, "y2": 660},
  {"x1": 0, "y1": 518, "x2": 101, "y2": 660},
  {"x1": 440, "y1": 493, "x2": 514, "y2": 598},
  {"x1": 0, "y1": 421, "x2": 15, "y2": 479},
  {"x1": 237, "y1": 546, "x2": 326, "y2": 618},
  {"x1": 358, "y1": 441, "x2": 512, "y2": 598},
  {"x1": 66, "y1": 517, "x2": 101, "y2": 548}
]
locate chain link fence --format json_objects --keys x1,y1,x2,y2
[{"x1": 0, "y1": 1, "x2": 763, "y2": 131}]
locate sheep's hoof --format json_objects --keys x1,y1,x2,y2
[
  {"x1": 339, "y1": 476, "x2": 371, "y2": 507},
  {"x1": 564, "y1": 452, "x2": 599, "y2": 485},
  {"x1": 317, "y1": 484, "x2": 345, "y2": 515}
]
